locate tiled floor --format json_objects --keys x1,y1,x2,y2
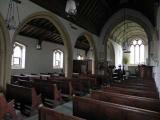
[
  {"x1": 54, "y1": 101, "x2": 73, "y2": 115},
  {"x1": 25, "y1": 114, "x2": 38, "y2": 120},
  {"x1": 24, "y1": 101, "x2": 73, "y2": 120}
]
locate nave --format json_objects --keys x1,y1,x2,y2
[
  {"x1": 0, "y1": 69, "x2": 160, "y2": 120},
  {"x1": 0, "y1": 0, "x2": 160, "y2": 120}
]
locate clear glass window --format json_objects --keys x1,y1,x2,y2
[
  {"x1": 53, "y1": 50, "x2": 63, "y2": 69},
  {"x1": 130, "y1": 39, "x2": 144, "y2": 64},
  {"x1": 11, "y1": 42, "x2": 26, "y2": 69}
]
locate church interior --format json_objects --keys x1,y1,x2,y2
[{"x1": 0, "y1": 0, "x2": 160, "y2": 120}]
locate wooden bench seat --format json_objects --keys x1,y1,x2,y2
[
  {"x1": 71, "y1": 77, "x2": 98, "y2": 95},
  {"x1": 123, "y1": 79, "x2": 155, "y2": 84},
  {"x1": 111, "y1": 83, "x2": 157, "y2": 91},
  {"x1": 122, "y1": 80, "x2": 155, "y2": 85},
  {"x1": 49, "y1": 78, "x2": 73, "y2": 98},
  {"x1": 0, "y1": 93, "x2": 21, "y2": 120},
  {"x1": 73, "y1": 96, "x2": 160, "y2": 120},
  {"x1": 6, "y1": 84, "x2": 41, "y2": 116},
  {"x1": 79, "y1": 76, "x2": 97, "y2": 89},
  {"x1": 31, "y1": 81, "x2": 61, "y2": 108},
  {"x1": 71, "y1": 79, "x2": 88, "y2": 96},
  {"x1": 11, "y1": 75, "x2": 30, "y2": 84},
  {"x1": 90, "y1": 90, "x2": 160, "y2": 112},
  {"x1": 17, "y1": 79, "x2": 61, "y2": 106},
  {"x1": 33, "y1": 78, "x2": 72, "y2": 100},
  {"x1": 39, "y1": 106, "x2": 86, "y2": 120},
  {"x1": 120, "y1": 82, "x2": 156, "y2": 88},
  {"x1": 102, "y1": 86, "x2": 159, "y2": 99}
]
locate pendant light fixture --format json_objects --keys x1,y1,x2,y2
[{"x1": 65, "y1": 0, "x2": 77, "y2": 16}]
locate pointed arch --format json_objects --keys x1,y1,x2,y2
[
  {"x1": 76, "y1": 32, "x2": 97, "y2": 74},
  {"x1": 0, "y1": 12, "x2": 11, "y2": 90},
  {"x1": 12, "y1": 11, "x2": 73, "y2": 77},
  {"x1": 100, "y1": 8, "x2": 155, "y2": 65}
]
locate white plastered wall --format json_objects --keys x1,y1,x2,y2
[{"x1": 12, "y1": 35, "x2": 86, "y2": 75}]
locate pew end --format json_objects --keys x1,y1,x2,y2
[
  {"x1": 6, "y1": 84, "x2": 41, "y2": 116},
  {"x1": 0, "y1": 93, "x2": 22, "y2": 120},
  {"x1": 39, "y1": 105, "x2": 86, "y2": 120}
]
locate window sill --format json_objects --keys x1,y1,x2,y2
[
  {"x1": 128, "y1": 64, "x2": 138, "y2": 66},
  {"x1": 11, "y1": 67, "x2": 25, "y2": 70},
  {"x1": 53, "y1": 68, "x2": 63, "y2": 69}
]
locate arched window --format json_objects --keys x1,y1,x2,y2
[
  {"x1": 130, "y1": 39, "x2": 144, "y2": 64},
  {"x1": 77, "y1": 55, "x2": 84, "y2": 60},
  {"x1": 53, "y1": 49, "x2": 63, "y2": 69},
  {"x1": 12, "y1": 42, "x2": 26, "y2": 69}
]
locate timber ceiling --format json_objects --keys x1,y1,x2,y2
[
  {"x1": 109, "y1": 20, "x2": 147, "y2": 44},
  {"x1": 29, "y1": 0, "x2": 159, "y2": 35},
  {"x1": 19, "y1": 18, "x2": 90, "y2": 51},
  {"x1": 19, "y1": 18, "x2": 64, "y2": 45}
]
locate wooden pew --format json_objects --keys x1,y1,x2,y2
[
  {"x1": 79, "y1": 76, "x2": 97, "y2": 89},
  {"x1": 111, "y1": 83, "x2": 157, "y2": 91},
  {"x1": 71, "y1": 79, "x2": 87, "y2": 96},
  {"x1": 18, "y1": 79, "x2": 33, "y2": 88},
  {"x1": 0, "y1": 93, "x2": 21, "y2": 120},
  {"x1": 123, "y1": 79, "x2": 156, "y2": 86},
  {"x1": 102, "y1": 86, "x2": 159, "y2": 99},
  {"x1": 123, "y1": 79, "x2": 155, "y2": 85},
  {"x1": 11, "y1": 75, "x2": 30, "y2": 84},
  {"x1": 39, "y1": 106, "x2": 86, "y2": 120},
  {"x1": 121, "y1": 82, "x2": 156, "y2": 88},
  {"x1": 6, "y1": 84, "x2": 41, "y2": 116},
  {"x1": 90, "y1": 90, "x2": 160, "y2": 112},
  {"x1": 17, "y1": 79, "x2": 62, "y2": 107},
  {"x1": 34, "y1": 78, "x2": 72, "y2": 100},
  {"x1": 71, "y1": 76, "x2": 97, "y2": 95},
  {"x1": 73, "y1": 96, "x2": 160, "y2": 120},
  {"x1": 50, "y1": 78, "x2": 73, "y2": 99},
  {"x1": 95, "y1": 75, "x2": 104, "y2": 87},
  {"x1": 33, "y1": 82, "x2": 61, "y2": 107}
]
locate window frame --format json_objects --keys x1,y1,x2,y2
[
  {"x1": 53, "y1": 49, "x2": 64, "y2": 69},
  {"x1": 77, "y1": 55, "x2": 84, "y2": 60},
  {"x1": 129, "y1": 39, "x2": 144, "y2": 65},
  {"x1": 11, "y1": 42, "x2": 26, "y2": 69}
]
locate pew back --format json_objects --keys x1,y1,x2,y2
[
  {"x1": 0, "y1": 94, "x2": 20, "y2": 120},
  {"x1": 34, "y1": 78, "x2": 72, "y2": 97},
  {"x1": 6, "y1": 84, "x2": 32, "y2": 105},
  {"x1": 33, "y1": 82, "x2": 60, "y2": 101},
  {"x1": 73, "y1": 96, "x2": 160, "y2": 120},
  {"x1": 91, "y1": 90, "x2": 160, "y2": 112},
  {"x1": 102, "y1": 86, "x2": 159, "y2": 99},
  {"x1": 111, "y1": 83, "x2": 157, "y2": 91}
]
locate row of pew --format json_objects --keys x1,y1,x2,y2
[
  {"x1": 73, "y1": 79, "x2": 160, "y2": 120},
  {"x1": 39, "y1": 78, "x2": 160, "y2": 120},
  {"x1": 3, "y1": 73, "x2": 160, "y2": 119},
  {"x1": 4, "y1": 75, "x2": 97, "y2": 116},
  {"x1": 12, "y1": 74, "x2": 98, "y2": 94}
]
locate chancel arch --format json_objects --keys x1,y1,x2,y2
[
  {"x1": 100, "y1": 8, "x2": 155, "y2": 67},
  {"x1": 12, "y1": 11, "x2": 73, "y2": 77}
]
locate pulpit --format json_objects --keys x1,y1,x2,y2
[{"x1": 138, "y1": 65, "x2": 153, "y2": 80}]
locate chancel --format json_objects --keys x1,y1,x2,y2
[{"x1": 0, "y1": 0, "x2": 160, "y2": 120}]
